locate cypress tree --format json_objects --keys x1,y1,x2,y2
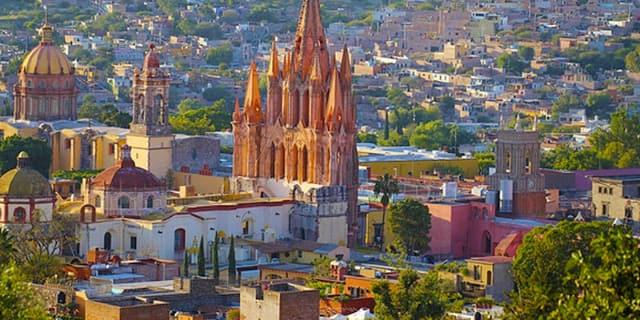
[
  {"x1": 212, "y1": 232, "x2": 220, "y2": 281},
  {"x1": 197, "y1": 236, "x2": 205, "y2": 277},
  {"x1": 384, "y1": 108, "x2": 390, "y2": 140},
  {"x1": 228, "y1": 235, "x2": 236, "y2": 284},
  {"x1": 182, "y1": 250, "x2": 189, "y2": 278}
]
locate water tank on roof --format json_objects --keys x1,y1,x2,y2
[
  {"x1": 485, "y1": 190, "x2": 497, "y2": 205},
  {"x1": 442, "y1": 182, "x2": 457, "y2": 199},
  {"x1": 499, "y1": 179, "x2": 513, "y2": 213}
]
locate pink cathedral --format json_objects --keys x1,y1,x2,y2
[{"x1": 232, "y1": 0, "x2": 359, "y2": 247}]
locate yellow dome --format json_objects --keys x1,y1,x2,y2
[{"x1": 19, "y1": 24, "x2": 73, "y2": 76}]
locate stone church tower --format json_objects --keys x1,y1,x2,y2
[
  {"x1": 232, "y1": 0, "x2": 359, "y2": 247},
  {"x1": 127, "y1": 44, "x2": 174, "y2": 178},
  {"x1": 488, "y1": 125, "x2": 545, "y2": 217}
]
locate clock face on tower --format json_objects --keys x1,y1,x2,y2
[{"x1": 528, "y1": 179, "x2": 535, "y2": 190}]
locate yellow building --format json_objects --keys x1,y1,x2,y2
[
  {"x1": 0, "y1": 120, "x2": 127, "y2": 173},
  {"x1": 358, "y1": 145, "x2": 478, "y2": 178}
]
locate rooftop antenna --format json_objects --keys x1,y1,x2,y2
[{"x1": 43, "y1": 0, "x2": 48, "y2": 25}]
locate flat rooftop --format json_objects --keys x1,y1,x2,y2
[
  {"x1": 357, "y1": 144, "x2": 471, "y2": 163},
  {"x1": 591, "y1": 175, "x2": 640, "y2": 183},
  {"x1": 258, "y1": 263, "x2": 315, "y2": 274}
]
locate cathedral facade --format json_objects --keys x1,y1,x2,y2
[{"x1": 232, "y1": 0, "x2": 359, "y2": 247}]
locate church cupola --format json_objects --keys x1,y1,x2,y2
[{"x1": 13, "y1": 18, "x2": 77, "y2": 121}]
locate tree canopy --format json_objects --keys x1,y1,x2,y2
[
  {"x1": 543, "y1": 106, "x2": 640, "y2": 170},
  {"x1": 0, "y1": 135, "x2": 51, "y2": 177},
  {"x1": 507, "y1": 221, "x2": 612, "y2": 319},
  {"x1": 372, "y1": 269, "x2": 455, "y2": 320},
  {"x1": 496, "y1": 52, "x2": 528, "y2": 74},
  {"x1": 206, "y1": 42, "x2": 233, "y2": 66},
  {"x1": 551, "y1": 227, "x2": 640, "y2": 319},
  {"x1": 169, "y1": 99, "x2": 231, "y2": 135},
  {"x1": 388, "y1": 198, "x2": 432, "y2": 254}
]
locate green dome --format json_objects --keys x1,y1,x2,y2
[{"x1": 0, "y1": 167, "x2": 52, "y2": 197}]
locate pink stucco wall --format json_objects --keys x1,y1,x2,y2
[{"x1": 426, "y1": 201, "x2": 538, "y2": 259}]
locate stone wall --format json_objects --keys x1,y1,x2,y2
[
  {"x1": 84, "y1": 298, "x2": 169, "y2": 320},
  {"x1": 173, "y1": 136, "x2": 221, "y2": 174}
]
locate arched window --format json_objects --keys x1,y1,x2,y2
[
  {"x1": 13, "y1": 207, "x2": 26, "y2": 223},
  {"x1": 525, "y1": 157, "x2": 531, "y2": 174},
  {"x1": 290, "y1": 147, "x2": 298, "y2": 181},
  {"x1": 174, "y1": 228, "x2": 185, "y2": 252},
  {"x1": 483, "y1": 231, "x2": 492, "y2": 254},
  {"x1": 95, "y1": 195, "x2": 101, "y2": 208},
  {"x1": 154, "y1": 95, "x2": 163, "y2": 124},
  {"x1": 269, "y1": 143, "x2": 276, "y2": 178},
  {"x1": 505, "y1": 152, "x2": 511, "y2": 174},
  {"x1": 302, "y1": 90, "x2": 310, "y2": 126},
  {"x1": 242, "y1": 219, "x2": 253, "y2": 236},
  {"x1": 277, "y1": 144, "x2": 285, "y2": 179},
  {"x1": 117, "y1": 196, "x2": 130, "y2": 209},
  {"x1": 146, "y1": 196, "x2": 154, "y2": 209},
  {"x1": 301, "y1": 146, "x2": 309, "y2": 182},
  {"x1": 104, "y1": 232, "x2": 112, "y2": 250}
]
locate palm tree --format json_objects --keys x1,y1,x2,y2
[
  {"x1": 373, "y1": 173, "x2": 399, "y2": 251},
  {"x1": 0, "y1": 229, "x2": 15, "y2": 265}
]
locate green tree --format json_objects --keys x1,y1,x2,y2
[
  {"x1": 0, "y1": 229, "x2": 15, "y2": 267},
  {"x1": 211, "y1": 233, "x2": 219, "y2": 281},
  {"x1": 437, "y1": 96, "x2": 456, "y2": 121},
  {"x1": 517, "y1": 46, "x2": 535, "y2": 61},
  {"x1": 388, "y1": 198, "x2": 431, "y2": 254},
  {"x1": 551, "y1": 94, "x2": 582, "y2": 120},
  {"x1": 496, "y1": 52, "x2": 527, "y2": 74},
  {"x1": 357, "y1": 132, "x2": 377, "y2": 143},
  {"x1": 541, "y1": 145, "x2": 603, "y2": 171},
  {"x1": 409, "y1": 120, "x2": 450, "y2": 150},
  {"x1": 206, "y1": 42, "x2": 233, "y2": 66},
  {"x1": 202, "y1": 86, "x2": 229, "y2": 102},
  {"x1": 228, "y1": 236, "x2": 236, "y2": 284},
  {"x1": 182, "y1": 251, "x2": 189, "y2": 278},
  {"x1": 387, "y1": 87, "x2": 410, "y2": 108},
  {"x1": 373, "y1": 174, "x2": 400, "y2": 249},
  {"x1": 169, "y1": 99, "x2": 231, "y2": 135},
  {"x1": 474, "y1": 152, "x2": 495, "y2": 175},
  {"x1": 625, "y1": 45, "x2": 640, "y2": 72},
  {"x1": 372, "y1": 270, "x2": 452, "y2": 320},
  {"x1": 0, "y1": 264, "x2": 49, "y2": 320},
  {"x1": 197, "y1": 236, "x2": 205, "y2": 277},
  {"x1": 0, "y1": 136, "x2": 51, "y2": 177},
  {"x1": 507, "y1": 221, "x2": 612, "y2": 319},
  {"x1": 551, "y1": 227, "x2": 640, "y2": 319},
  {"x1": 585, "y1": 92, "x2": 613, "y2": 118}
]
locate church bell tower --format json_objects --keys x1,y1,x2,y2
[{"x1": 127, "y1": 44, "x2": 174, "y2": 178}]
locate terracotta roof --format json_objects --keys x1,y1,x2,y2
[
  {"x1": 91, "y1": 146, "x2": 163, "y2": 191},
  {"x1": 494, "y1": 231, "x2": 525, "y2": 257},
  {"x1": 143, "y1": 44, "x2": 160, "y2": 69}
]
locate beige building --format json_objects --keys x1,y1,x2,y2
[
  {"x1": 591, "y1": 176, "x2": 640, "y2": 222},
  {"x1": 240, "y1": 283, "x2": 319, "y2": 320},
  {"x1": 463, "y1": 256, "x2": 514, "y2": 302}
]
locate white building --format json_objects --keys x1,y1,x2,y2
[{"x1": 77, "y1": 199, "x2": 294, "y2": 261}]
